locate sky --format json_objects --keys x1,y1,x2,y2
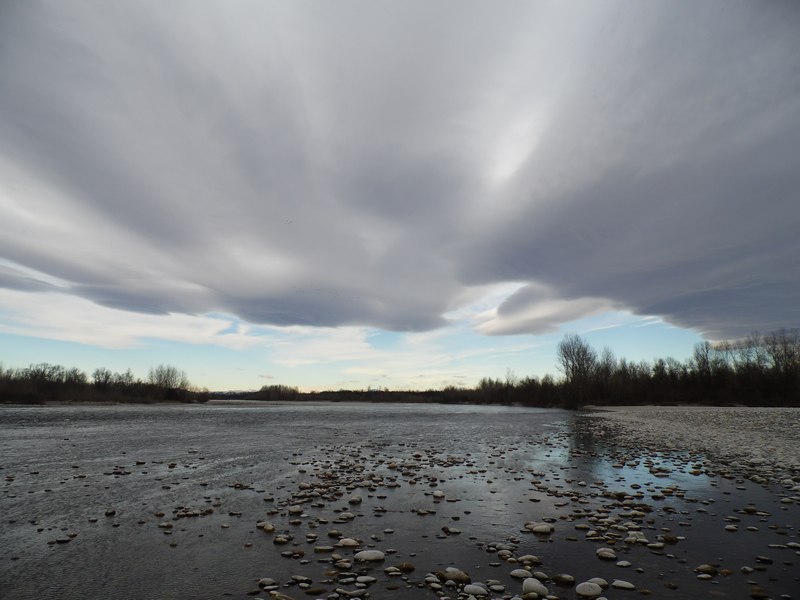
[{"x1": 0, "y1": 1, "x2": 798, "y2": 392}]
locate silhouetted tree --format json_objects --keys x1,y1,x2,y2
[
  {"x1": 764, "y1": 328, "x2": 799, "y2": 376},
  {"x1": 255, "y1": 384, "x2": 300, "y2": 401},
  {"x1": 92, "y1": 368, "x2": 114, "y2": 389},
  {"x1": 113, "y1": 369, "x2": 136, "y2": 387},
  {"x1": 64, "y1": 367, "x2": 87, "y2": 386},
  {"x1": 148, "y1": 364, "x2": 189, "y2": 391},
  {"x1": 557, "y1": 334, "x2": 597, "y2": 408}
]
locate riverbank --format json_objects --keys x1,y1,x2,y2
[{"x1": 586, "y1": 406, "x2": 800, "y2": 492}]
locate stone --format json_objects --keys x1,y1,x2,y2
[
  {"x1": 552, "y1": 573, "x2": 575, "y2": 586},
  {"x1": 596, "y1": 547, "x2": 617, "y2": 560},
  {"x1": 695, "y1": 564, "x2": 718, "y2": 576},
  {"x1": 510, "y1": 569, "x2": 532, "y2": 579},
  {"x1": 354, "y1": 550, "x2": 385, "y2": 562},
  {"x1": 525, "y1": 522, "x2": 554, "y2": 534},
  {"x1": 611, "y1": 579, "x2": 636, "y2": 590},
  {"x1": 522, "y1": 577, "x2": 548, "y2": 596},
  {"x1": 463, "y1": 583, "x2": 489, "y2": 595},
  {"x1": 443, "y1": 567, "x2": 471, "y2": 584},
  {"x1": 576, "y1": 581, "x2": 604, "y2": 597}
]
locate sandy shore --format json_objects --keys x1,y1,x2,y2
[{"x1": 588, "y1": 406, "x2": 800, "y2": 493}]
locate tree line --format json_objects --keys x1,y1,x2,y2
[
  {"x1": 255, "y1": 328, "x2": 798, "y2": 408},
  {"x1": 0, "y1": 363, "x2": 208, "y2": 404},
  {"x1": 2, "y1": 328, "x2": 798, "y2": 407},
  {"x1": 545, "y1": 328, "x2": 799, "y2": 408}
]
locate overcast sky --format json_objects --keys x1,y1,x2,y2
[{"x1": 0, "y1": 1, "x2": 798, "y2": 390}]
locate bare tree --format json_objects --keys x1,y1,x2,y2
[
  {"x1": 556, "y1": 334, "x2": 597, "y2": 407},
  {"x1": 764, "y1": 328, "x2": 800, "y2": 376},
  {"x1": 113, "y1": 369, "x2": 136, "y2": 387},
  {"x1": 693, "y1": 341, "x2": 713, "y2": 378},
  {"x1": 92, "y1": 368, "x2": 113, "y2": 388},
  {"x1": 148, "y1": 364, "x2": 189, "y2": 390},
  {"x1": 64, "y1": 367, "x2": 87, "y2": 386}
]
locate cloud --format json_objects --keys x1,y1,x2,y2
[
  {"x1": 455, "y1": 2, "x2": 800, "y2": 339},
  {"x1": 261, "y1": 322, "x2": 540, "y2": 390},
  {"x1": 0, "y1": 284, "x2": 538, "y2": 392},
  {"x1": 0, "y1": 289, "x2": 265, "y2": 350},
  {"x1": 476, "y1": 283, "x2": 612, "y2": 336},
  {"x1": 0, "y1": 259, "x2": 70, "y2": 293},
  {"x1": 0, "y1": 1, "x2": 798, "y2": 343}
]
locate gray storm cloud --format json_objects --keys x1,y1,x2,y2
[{"x1": 0, "y1": 0, "x2": 798, "y2": 340}]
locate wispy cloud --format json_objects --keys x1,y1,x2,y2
[{"x1": 0, "y1": 289, "x2": 264, "y2": 350}]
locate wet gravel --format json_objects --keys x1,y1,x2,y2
[
  {"x1": 584, "y1": 406, "x2": 800, "y2": 491},
  {"x1": 0, "y1": 403, "x2": 797, "y2": 600}
]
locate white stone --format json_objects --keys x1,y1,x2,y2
[
  {"x1": 525, "y1": 522, "x2": 554, "y2": 534},
  {"x1": 354, "y1": 550, "x2": 385, "y2": 561},
  {"x1": 576, "y1": 582, "x2": 604, "y2": 597},
  {"x1": 522, "y1": 578, "x2": 548, "y2": 596},
  {"x1": 463, "y1": 584, "x2": 488, "y2": 595},
  {"x1": 337, "y1": 537, "x2": 360, "y2": 547},
  {"x1": 611, "y1": 579, "x2": 635, "y2": 590},
  {"x1": 596, "y1": 547, "x2": 617, "y2": 560},
  {"x1": 510, "y1": 569, "x2": 532, "y2": 579}
]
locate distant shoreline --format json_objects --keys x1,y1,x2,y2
[{"x1": 3, "y1": 399, "x2": 798, "y2": 410}]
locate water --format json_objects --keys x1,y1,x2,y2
[{"x1": 1, "y1": 403, "x2": 797, "y2": 599}]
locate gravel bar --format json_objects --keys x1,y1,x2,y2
[{"x1": 588, "y1": 406, "x2": 800, "y2": 492}]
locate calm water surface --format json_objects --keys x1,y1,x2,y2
[{"x1": 1, "y1": 403, "x2": 797, "y2": 600}]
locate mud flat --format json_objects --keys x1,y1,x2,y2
[{"x1": 1, "y1": 404, "x2": 797, "y2": 600}]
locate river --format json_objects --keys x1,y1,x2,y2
[{"x1": 1, "y1": 403, "x2": 797, "y2": 599}]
